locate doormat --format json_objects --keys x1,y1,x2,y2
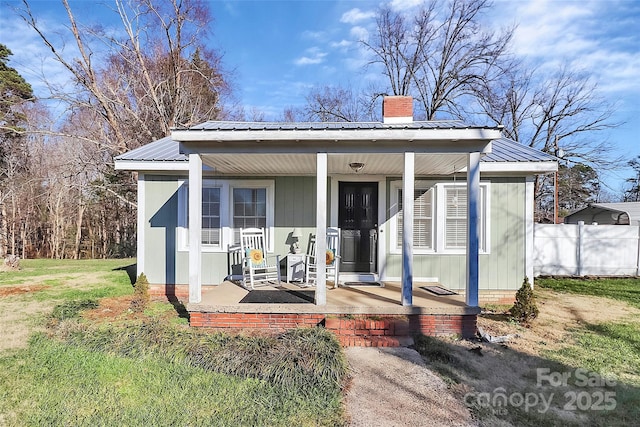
[
  {"x1": 343, "y1": 282, "x2": 384, "y2": 287},
  {"x1": 420, "y1": 285, "x2": 457, "y2": 296},
  {"x1": 239, "y1": 290, "x2": 315, "y2": 304}
]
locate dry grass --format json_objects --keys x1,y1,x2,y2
[{"x1": 415, "y1": 287, "x2": 640, "y2": 426}]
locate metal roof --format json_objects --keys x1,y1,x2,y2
[
  {"x1": 115, "y1": 136, "x2": 184, "y2": 162},
  {"x1": 592, "y1": 203, "x2": 640, "y2": 222},
  {"x1": 185, "y1": 120, "x2": 488, "y2": 131},
  {"x1": 565, "y1": 202, "x2": 640, "y2": 225},
  {"x1": 115, "y1": 134, "x2": 555, "y2": 164},
  {"x1": 483, "y1": 138, "x2": 556, "y2": 162}
]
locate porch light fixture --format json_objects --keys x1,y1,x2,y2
[{"x1": 349, "y1": 162, "x2": 365, "y2": 173}]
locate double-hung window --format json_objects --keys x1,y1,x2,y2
[
  {"x1": 232, "y1": 187, "x2": 267, "y2": 245},
  {"x1": 441, "y1": 184, "x2": 487, "y2": 252},
  {"x1": 202, "y1": 188, "x2": 221, "y2": 245},
  {"x1": 178, "y1": 179, "x2": 274, "y2": 252},
  {"x1": 395, "y1": 185, "x2": 435, "y2": 251},
  {"x1": 390, "y1": 181, "x2": 489, "y2": 254}
]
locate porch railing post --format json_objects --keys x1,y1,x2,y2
[
  {"x1": 402, "y1": 151, "x2": 414, "y2": 306},
  {"x1": 188, "y1": 153, "x2": 202, "y2": 304},
  {"x1": 315, "y1": 152, "x2": 327, "y2": 305}
]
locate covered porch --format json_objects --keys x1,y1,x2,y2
[
  {"x1": 177, "y1": 122, "x2": 501, "y2": 311},
  {"x1": 187, "y1": 281, "x2": 480, "y2": 346}
]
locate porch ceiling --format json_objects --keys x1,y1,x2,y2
[{"x1": 200, "y1": 153, "x2": 469, "y2": 175}]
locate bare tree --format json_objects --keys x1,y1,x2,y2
[
  {"x1": 9, "y1": 0, "x2": 234, "y2": 258},
  {"x1": 362, "y1": 0, "x2": 513, "y2": 120},
  {"x1": 301, "y1": 85, "x2": 375, "y2": 122},
  {"x1": 18, "y1": 0, "x2": 231, "y2": 154},
  {"x1": 476, "y1": 63, "x2": 620, "y2": 220}
]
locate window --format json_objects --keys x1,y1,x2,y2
[
  {"x1": 444, "y1": 186, "x2": 467, "y2": 249},
  {"x1": 202, "y1": 188, "x2": 221, "y2": 245},
  {"x1": 397, "y1": 187, "x2": 434, "y2": 250},
  {"x1": 390, "y1": 181, "x2": 490, "y2": 254},
  {"x1": 441, "y1": 184, "x2": 487, "y2": 252},
  {"x1": 232, "y1": 188, "x2": 267, "y2": 244},
  {"x1": 178, "y1": 179, "x2": 274, "y2": 252}
]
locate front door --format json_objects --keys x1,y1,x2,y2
[{"x1": 338, "y1": 182, "x2": 378, "y2": 273}]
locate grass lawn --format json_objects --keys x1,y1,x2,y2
[
  {"x1": 537, "y1": 276, "x2": 640, "y2": 308},
  {"x1": 0, "y1": 259, "x2": 348, "y2": 426}
]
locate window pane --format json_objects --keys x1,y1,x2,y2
[
  {"x1": 202, "y1": 187, "x2": 221, "y2": 245},
  {"x1": 233, "y1": 188, "x2": 267, "y2": 244},
  {"x1": 444, "y1": 186, "x2": 484, "y2": 250},
  {"x1": 397, "y1": 187, "x2": 433, "y2": 249}
]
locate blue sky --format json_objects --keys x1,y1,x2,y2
[{"x1": 1, "y1": 0, "x2": 639, "y2": 195}]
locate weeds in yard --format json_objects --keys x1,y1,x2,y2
[
  {"x1": 0, "y1": 333, "x2": 344, "y2": 426},
  {"x1": 52, "y1": 320, "x2": 348, "y2": 399},
  {"x1": 50, "y1": 299, "x2": 99, "y2": 322}
]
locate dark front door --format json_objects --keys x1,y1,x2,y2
[{"x1": 338, "y1": 182, "x2": 378, "y2": 273}]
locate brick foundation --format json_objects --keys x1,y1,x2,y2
[
  {"x1": 189, "y1": 312, "x2": 477, "y2": 346},
  {"x1": 150, "y1": 284, "x2": 189, "y2": 299}
]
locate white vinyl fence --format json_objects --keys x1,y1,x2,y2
[{"x1": 534, "y1": 222, "x2": 640, "y2": 276}]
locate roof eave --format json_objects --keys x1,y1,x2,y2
[
  {"x1": 171, "y1": 127, "x2": 502, "y2": 144},
  {"x1": 114, "y1": 160, "x2": 188, "y2": 171},
  {"x1": 479, "y1": 161, "x2": 558, "y2": 174}
]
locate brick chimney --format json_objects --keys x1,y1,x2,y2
[{"x1": 382, "y1": 96, "x2": 413, "y2": 124}]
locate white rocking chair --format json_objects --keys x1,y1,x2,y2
[
  {"x1": 305, "y1": 227, "x2": 341, "y2": 288},
  {"x1": 240, "y1": 228, "x2": 281, "y2": 289}
]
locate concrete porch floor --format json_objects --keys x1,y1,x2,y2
[{"x1": 187, "y1": 281, "x2": 480, "y2": 316}]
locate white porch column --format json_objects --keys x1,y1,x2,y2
[
  {"x1": 525, "y1": 176, "x2": 535, "y2": 285},
  {"x1": 188, "y1": 153, "x2": 202, "y2": 304},
  {"x1": 136, "y1": 173, "x2": 145, "y2": 277},
  {"x1": 466, "y1": 152, "x2": 481, "y2": 307},
  {"x1": 315, "y1": 152, "x2": 328, "y2": 305},
  {"x1": 402, "y1": 152, "x2": 415, "y2": 306}
]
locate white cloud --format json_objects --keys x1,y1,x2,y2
[
  {"x1": 340, "y1": 8, "x2": 376, "y2": 24},
  {"x1": 330, "y1": 39, "x2": 352, "y2": 49},
  {"x1": 389, "y1": 0, "x2": 423, "y2": 12},
  {"x1": 302, "y1": 30, "x2": 326, "y2": 40},
  {"x1": 293, "y1": 47, "x2": 328, "y2": 66},
  {"x1": 350, "y1": 26, "x2": 369, "y2": 40},
  {"x1": 496, "y1": 0, "x2": 640, "y2": 98}
]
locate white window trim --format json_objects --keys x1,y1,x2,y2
[
  {"x1": 178, "y1": 179, "x2": 275, "y2": 253},
  {"x1": 390, "y1": 180, "x2": 436, "y2": 254},
  {"x1": 389, "y1": 180, "x2": 491, "y2": 255}
]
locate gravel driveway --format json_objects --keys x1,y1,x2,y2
[{"x1": 344, "y1": 347, "x2": 477, "y2": 427}]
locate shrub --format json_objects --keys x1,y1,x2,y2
[
  {"x1": 130, "y1": 273, "x2": 150, "y2": 312},
  {"x1": 509, "y1": 277, "x2": 539, "y2": 325}
]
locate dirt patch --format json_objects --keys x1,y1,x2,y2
[
  {"x1": 0, "y1": 285, "x2": 49, "y2": 298},
  {"x1": 81, "y1": 295, "x2": 139, "y2": 322}
]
